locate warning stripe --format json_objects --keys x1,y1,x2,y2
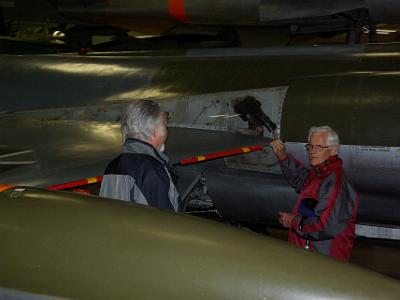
[
  {"x1": 41, "y1": 145, "x2": 264, "y2": 189},
  {"x1": 47, "y1": 176, "x2": 103, "y2": 191},
  {"x1": 179, "y1": 145, "x2": 263, "y2": 165},
  {"x1": 241, "y1": 147, "x2": 251, "y2": 153},
  {"x1": 168, "y1": 0, "x2": 191, "y2": 23},
  {"x1": 0, "y1": 184, "x2": 14, "y2": 193},
  {"x1": 197, "y1": 155, "x2": 206, "y2": 161}
]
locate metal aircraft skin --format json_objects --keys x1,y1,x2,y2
[
  {"x1": 2, "y1": 0, "x2": 400, "y2": 37},
  {"x1": 0, "y1": 186, "x2": 399, "y2": 299},
  {"x1": 0, "y1": 43, "x2": 399, "y2": 229}
]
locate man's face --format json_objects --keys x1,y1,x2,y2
[
  {"x1": 307, "y1": 131, "x2": 337, "y2": 167},
  {"x1": 153, "y1": 113, "x2": 168, "y2": 151}
]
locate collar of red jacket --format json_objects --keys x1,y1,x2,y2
[{"x1": 306, "y1": 155, "x2": 342, "y2": 183}]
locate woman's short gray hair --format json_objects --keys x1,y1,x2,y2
[
  {"x1": 308, "y1": 125, "x2": 340, "y2": 147},
  {"x1": 121, "y1": 100, "x2": 165, "y2": 143}
]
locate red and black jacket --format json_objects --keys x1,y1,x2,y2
[{"x1": 280, "y1": 155, "x2": 359, "y2": 261}]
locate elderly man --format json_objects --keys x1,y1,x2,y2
[
  {"x1": 100, "y1": 100, "x2": 180, "y2": 212},
  {"x1": 270, "y1": 126, "x2": 358, "y2": 261}
]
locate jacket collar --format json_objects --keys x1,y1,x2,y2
[
  {"x1": 307, "y1": 155, "x2": 342, "y2": 183},
  {"x1": 122, "y1": 138, "x2": 169, "y2": 166}
]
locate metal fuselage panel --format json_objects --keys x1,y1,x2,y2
[
  {"x1": 0, "y1": 45, "x2": 375, "y2": 112},
  {"x1": 1, "y1": 44, "x2": 400, "y2": 226}
]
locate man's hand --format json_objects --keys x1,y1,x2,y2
[
  {"x1": 278, "y1": 212, "x2": 295, "y2": 228},
  {"x1": 269, "y1": 139, "x2": 288, "y2": 161}
]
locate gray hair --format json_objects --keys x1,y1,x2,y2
[
  {"x1": 308, "y1": 126, "x2": 340, "y2": 147},
  {"x1": 121, "y1": 100, "x2": 165, "y2": 143}
]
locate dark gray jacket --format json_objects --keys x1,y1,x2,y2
[{"x1": 100, "y1": 138, "x2": 180, "y2": 212}]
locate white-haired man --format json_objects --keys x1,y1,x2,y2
[
  {"x1": 270, "y1": 126, "x2": 358, "y2": 261},
  {"x1": 100, "y1": 100, "x2": 180, "y2": 212}
]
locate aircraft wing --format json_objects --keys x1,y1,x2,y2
[
  {"x1": 0, "y1": 116, "x2": 121, "y2": 187},
  {"x1": 0, "y1": 113, "x2": 270, "y2": 187}
]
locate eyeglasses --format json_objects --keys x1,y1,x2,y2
[{"x1": 305, "y1": 144, "x2": 331, "y2": 152}]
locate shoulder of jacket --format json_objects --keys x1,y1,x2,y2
[
  {"x1": 128, "y1": 154, "x2": 168, "y2": 178},
  {"x1": 119, "y1": 152, "x2": 161, "y2": 165},
  {"x1": 321, "y1": 169, "x2": 340, "y2": 182},
  {"x1": 105, "y1": 153, "x2": 163, "y2": 175},
  {"x1": 317, "y1": 170, "x2": 343, "y2": 193}
]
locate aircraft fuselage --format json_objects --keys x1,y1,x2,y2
[{"x1": 0, "y1": 44, "x2": 399, "y2": 227}]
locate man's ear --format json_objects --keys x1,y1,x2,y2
[
  {"x1": 330, "y1": 146, "x2": 338, "y2": 156},
  {"x1": 151, "y1": 125, "x2": 158, "y2": 139},
  {"x1": 147, "y1": 126, "x2": 156, "y2": 146}
]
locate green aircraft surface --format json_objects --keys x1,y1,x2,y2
[
  {"x1": 0, "y1": 185, "x2": 399, "y2": 299},
  {"x1": 0, "y1": 43, "x2": 399, "y2": 229}
]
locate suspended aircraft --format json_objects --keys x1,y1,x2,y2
[
  {"x1": 2, "y1": 0, "x2": 400, "y2": 47},
  {"x1": 0, "y1": 43, "x2": 399, "y2": 235}
]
